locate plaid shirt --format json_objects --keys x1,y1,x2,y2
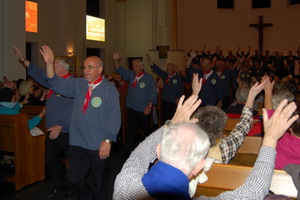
[
  {"x1": 220, "y1": 106, "x2": 254, "y2": 164},
  {"x1": 113, "y1": 125, "x2": 276, "y2": 200}
]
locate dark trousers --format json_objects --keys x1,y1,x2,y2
[
  {"x1": 66, "y1": 146, "x2": 109, "y2": 200},
  {"x1": 161, "y1": 100, "x2": 177, "y2": 124},
  {"x1": 124, "y1": 108, "x2": 151, "y2": 155},
  {"x1": 45, "y1": 131, "x2": 70, "y2": 190},
  {"x1": 290, "y1": 66, "x2": 295, "y2": 76}
]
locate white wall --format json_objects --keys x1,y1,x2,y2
[
  {"x1": 0, "y1": 0, "x2": 26, "y2": 81},
  {"x1": 177, "y1": 0, "x2": 300, "y2": 54},
  {"x1": 0, "y1": 0, "x2": 122, "y2": 80}
]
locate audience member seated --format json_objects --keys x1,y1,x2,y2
[
  {"x1": 113, "y1": 94, "x2": 298, "y2": 199},
  {"x1": 248, "y1": 77, "x2": 300, "y2": 170},
  {"x1": 19, "y1": 79, "x2": 47, "y2": 105},
  {"x1": 248, "y1": 80, "x2": 295, "y2": 137},
  {"x1": 275, "y1": 103, "x2": 300, "y2": 169},
  {"x1": 0, "y1": 87, "x2": 46, "y2": 130},
  {"x1": 225, "y1": 84, "x2": 259, "y2": 118}
]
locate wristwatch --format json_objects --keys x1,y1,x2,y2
[
  {"x1": 104, "y1": 139, "x2": 112, "y2": 144},
  {"x1": 164, "y1": 120, "x2": 172, "y2": 126}
]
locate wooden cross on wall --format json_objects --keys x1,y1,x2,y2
[{"x1": 249, "y1": 15, "x2": 273, "y2": 52}]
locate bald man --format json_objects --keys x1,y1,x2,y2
[{"x1": 41, "y1": 45, "x2": 121, "y2": 200}]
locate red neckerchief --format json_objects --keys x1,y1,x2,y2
[
  {"x1": 47, "y1": 73, "x2": 71, "y2": 99},
  {"x1": 132, "y1": 71, "x2": 144, "y2": 87},
  {"x1": 82, "y1": 75, "x2": 103, "y2": 113},
  {"x1": 202, "y1": 69, "x2": 211, "y2": 84},
  {"x1": 166, "y1": 72, "x2": 176, "y2": 84}
]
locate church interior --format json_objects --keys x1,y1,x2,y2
[{"x1": 0, "y1": 0, "x2": 300, "y2": 199}]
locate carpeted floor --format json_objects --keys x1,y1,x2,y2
[{"x1": 0, "y1": 142, "x2": 127, "y2": 200}]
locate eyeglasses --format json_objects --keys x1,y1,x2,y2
[
  {"x1": 80, "y1": 65, "x2": 99, "y2": 71},
  {"x1": 33, "y1": 85, "x2": 40, "y2": 92}
]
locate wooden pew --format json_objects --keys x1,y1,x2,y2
[
  {"x1": 0, "y1": 113, "x2": 45, "y2": 190},
  {"x1": 224, "y1": 118, "x2": 260, "y2": 135},
  {"x1": 195, "y1": 164, "x2": 297, "y2": 199},
  {"x1": 229, "y1": 136, "x2": 262, "y2": 166}
]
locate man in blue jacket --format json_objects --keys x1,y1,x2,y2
[
  {"x1": 13, "y1": 47, "x2": 74, "y2": 199},
  {"x1": 145, "y1": 53, "x2": 183, "y2": 124},
  {"x1": 113, "y1": 52, "x2": 157, "y2": 158},
  {"x1": 186, "y1": 51, "x2": 223, "y2": 106}
]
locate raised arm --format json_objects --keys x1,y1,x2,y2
[
  {"x1": 198, "y1": 100, "x2": 299, "y2": 200},
  {"x1": 245, "y1": 78, "x2": 268, "y2": 108},
  {"x1": 236, "y1": 47, "x2": 241, "y2": 56},
  {"x1": 262, "y1": 100, "x2": 298, "y2": 148},
  {"x1": 12, "y1": 46, "x2": 30, "y2": 67},
  {"x1": 191, "y1": 73, "x2": 203, "y2": 96},
  {"x1": 247, "y1": 45, "x2": 251, "y2": 55},
  {"x1": 112, "y1": 51, "x2": 122, "y2": 69},
  {"x1": 145, "y1": 53, "x2": 154, "y2": 66},
  {"x1": 186, "y1": 50, "x2": 197, "y2": 69},
  {"x1": 39, "y1": 45, "x2": 55, "y2": 78},
  {"x1": 220, "y1": 79, "x2": 268, "y2": 163},
  {"x1": 262, "y1": 75, "x2": 274, "y2": 110}
]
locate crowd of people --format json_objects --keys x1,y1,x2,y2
[{"x1": 0, "y1": 45, "x2": 300, "y2": 200}]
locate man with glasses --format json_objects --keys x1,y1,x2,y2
[{"x1": 40, "y1": 45, "x2": 121, "y2": 200}]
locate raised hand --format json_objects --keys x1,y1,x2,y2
[
  {"x1": 112, "y1": 51, "x2": 122, "y2": 60},
  {"x1": 12, "y1": 46, "x2": 24, "y2": 61},
  {"x1": 249, "y1": 78, "x2": 268, "y2": 97},
  {"x1": 262, "y1": 100, "x2": 299, "y2": 148},
  {"x1": 170, "y1": 95, "x2": 201, "y2": 125},
  {"x1": 191, "y1": 73, "x2": 203, "y2": 96},
  {"x1": 39, "y1": 45, "x2": 54, "y2": 64},
  {"x1": 261, "y1": 75, "x2": 275, "y2": 92},
  {"x1": 190, "y1": 50, "x2": 197, "y2": 58}
]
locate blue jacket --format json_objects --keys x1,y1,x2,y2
[
  {"x1": 151, "y1": 64, "x2": 183, "y2": 103},
  {"x1": 28, "y1": 62, "x2": 74, "y2": 132},
  {"x1": 47, "y1": 75, "x2": 121, "y2": 150},
  {"x1": 116, "y1": 66, "x2": 157, "y2": 112},
  {"x1": 215, "y1": 68, "x2": 238, "y2": 97},
  {"x1": 186, "y1": 66, "x2": 223, "y2": 105}
]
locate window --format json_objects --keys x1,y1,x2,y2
[
  {"x1": 217, "y1": 0, "x2": 234, "y2": 9},
  {"x1": 252, "y1": 0, "x2": 271, "y2": 8},
  {"x1": 25, "y1": 1, "x2": 38, "y2": 32},
  {"x1": 290, "y1": 0, "x2": 300, "y2": 5},
  {"x1": 86, "y1": 15, "x2": 105, "y2": 42}
]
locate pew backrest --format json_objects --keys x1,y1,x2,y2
[
  {"x1": 0, "y1": 113, "x2": 45, "y2": 190},
  {"x1": 228, "y1": 136, "x2": 263, "y2": 166},
  {"x1": 224, "y1": 118, "x2": 260, "y2": 135},
  {"x1": 195, "y1": 164, "x2": 297, "y2": 199}
]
